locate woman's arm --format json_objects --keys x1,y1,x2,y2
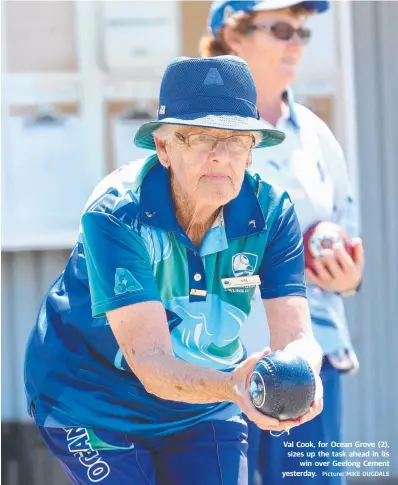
[
  {"x1": 107, "y1": 300, "x2": 235, "y2": 404},
  {"x1": 107, "y1": 299, "x2": 309, "y2": 432},
  {"x1": 264, "y1": 295, "x2": 322, "y2": 374}
]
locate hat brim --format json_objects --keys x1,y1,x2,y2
[
  {"x1": 251, "y1": 1, "x2": 329, "y2": 13},
  {"x1": 134, "y1": 115, "x2": 285, "y2": 150}
]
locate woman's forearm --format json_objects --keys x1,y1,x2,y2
[
  {"x1": 131, "y1": 351, "x2": 236, "y2": 404},
  {"x1": 283, "y1": 337, "x2": 323, "y2": 374}
]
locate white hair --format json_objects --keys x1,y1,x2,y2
[
  {"x1": 153, "y1": 124, "x2": 262, "y2": 147},
  {"x1": 152, "y1": 124, "x2": 182, "y2": 142}
]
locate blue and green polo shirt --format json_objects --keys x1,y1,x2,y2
[{"x1": 24, "y1": 155, "x2": 306, "y2": 437}]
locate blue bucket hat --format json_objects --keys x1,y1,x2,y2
[
  {"x1": 208, "y1": 0, "x2": 330, "y2": 36},
  {"x1": 134, "y1": 55, "x2": 285, "y2": 151}
]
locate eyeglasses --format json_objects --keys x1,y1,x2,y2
[
  {"x1": 174, "y1": 132, "x2": 255, "y2": 154},
  {"x1": 248, "y1": 22, "x2": 312, "y2": 44}
]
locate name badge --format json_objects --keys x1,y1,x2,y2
[
  {"x1": 190, "y1": 289, "x2": 207, "y2": 296},
  {"x1": 221, "y1": 275, "x2": 261, "y2": 289}
]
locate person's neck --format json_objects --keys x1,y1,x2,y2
[
  {"x1": 171, "y1": 181, "x2": 220, "y2": 249},
  {"x1": 256, "y1": 83, "x2": 286, "y2": 127}
]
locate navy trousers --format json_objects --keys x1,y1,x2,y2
[{"x1": 38, "y1": 417, "x2": 249, "y2": 485}]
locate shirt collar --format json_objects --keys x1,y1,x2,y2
[
  {"x1": 139, "y1": 161, "x2": 266, "y2": 240},
  {"x1": 139, "y1": 162, "x2": 179, "y2": 232},
  {"x1": 282, "y1": 87, "x2": 300, "y2": 130},
  {"x1": 224, "y1": 174, "x2": 266, "y2": 239}
]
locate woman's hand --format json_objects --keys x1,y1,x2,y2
[
  {"x1": 295, "y1": 373, "x2": 323, "y2": 426},
  {"x1": 305, "y1": 238, "x2": 364, "y2": 294},
  {"x1": 230, "y1": 348, "x2": 322, "y2": 432}
]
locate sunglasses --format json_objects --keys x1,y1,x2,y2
[{"x1": 248, "y1": 22, "x2": 312, "y2": 44}]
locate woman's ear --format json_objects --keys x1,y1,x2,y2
[
  {"x1": 154, "y1": 137, "x2": 169, "y2": 168},
  {"x1": 223, "y1": 25, "x2": 244, "y2": 56}
]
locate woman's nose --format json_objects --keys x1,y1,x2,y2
[{"x1": 209, "y1": 140, "x2": 230, "y2": 163}]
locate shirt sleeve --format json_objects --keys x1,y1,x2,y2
[
  {"x1": 81, "y1": 211, "x2": 162, "y2": 317},
  {"x1": 259, "y1": 198, "x2": 307, "y2": 300}
]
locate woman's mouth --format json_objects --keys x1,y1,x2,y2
[{"x1": 203, "y1": 174, "x2": 230, "y2": 180}]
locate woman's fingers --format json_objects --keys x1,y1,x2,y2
[
  {"x1": 351, "y1": 238, "x2": 365, "y2": 267},
  {"x1": 318, "y1": 250, "x2": 344, "y2": 279}
]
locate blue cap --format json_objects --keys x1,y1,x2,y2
[
  {"x1": 134, "y1": 55, "x2": 285, "y2": 151},
  {"x1": 208, "y1": 0, "x2": 330, "y2": 36}
]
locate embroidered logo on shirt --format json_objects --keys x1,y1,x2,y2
[
  {"x1": 114, "y1": 268, "x2": 143, "y2": 295},
  {"x1": 232, "y1": 253, "x2": 258, "y2": 277}
]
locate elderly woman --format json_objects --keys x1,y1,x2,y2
[
  {"x1": 24, "y1": 55, "x2": 322, "y2": 485},
  {"x1": 201, "y1": 2, "x2": 364, "y2": 485}
]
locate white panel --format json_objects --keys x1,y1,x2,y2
[
  {"x1": 1, "y1": 116, "x2": 87, "y2": 250},
  {"x1": 101, "y1": 1, "x2": 180, "y2": 77},
  {"x1": 2, "y1": 74, "x2": 81, "y2": 105}
]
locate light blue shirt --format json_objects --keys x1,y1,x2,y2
[{"x1": 241, "y1": 90, "x2": 359, "y2": 372}]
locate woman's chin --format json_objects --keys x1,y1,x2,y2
[
  {"x1": 200, "y1": 188, "x2": 236, "y2": 207},
  {"x1": 280, "y1": 64, "x2": 298, "y2": 84}
]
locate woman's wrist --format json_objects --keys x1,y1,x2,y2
[
  {"x1": 338, "y1": 278, "x2": 362, "y2": 297},
  {"x1": 339, "y1": 288, "x2": 357, "y2": 297}
]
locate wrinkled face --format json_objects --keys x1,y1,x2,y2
[
  {"x1": 155, "y1": 127, "x2": 255, "y2": 208},
  {"x1": 228, "y1": 9, "x2": 309, "y2": 89}
]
